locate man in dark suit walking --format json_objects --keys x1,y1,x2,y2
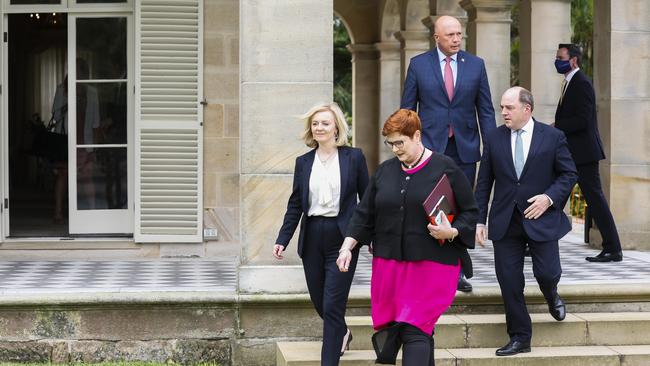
[
  {"x1": 554, "y1": 43, "x2": 623, "y2": 262},
  {"x1": 475, "y1": 87, "x2": 577, "y2": 356},
  {"x1": 401, "y1": 15, "x2": 496, "y2": 292}
]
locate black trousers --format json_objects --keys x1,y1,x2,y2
[
  {"x1": 444, "y1": 136, "x2": 477, "y2": 189},
  {"x1": 400, "y1": 323, "x2": 435, "y2": 366},
  {"x1": 302, "y1": 216, "x2": 359, "y2": 366},
  {"x1": 577, "y1": 162, "x2": 622, "y2": 253},
  {"x1": 493, "y1": 210, "x2": 562, "y2": 342}
]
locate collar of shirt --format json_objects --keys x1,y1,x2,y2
[
  {"x1": 510, "y1": 117, "x2": 534, "y2": 163},
  {"x1": 437, "y1": 48, "x2": 457, "y2": 64},
  {"x1": 565, "y1": 67, "x2": 580, "y2": 83},
  {"x1": 437, "y1": 48, "x2": 458, "y2": 87},
  {"x1": 510, "y1": 117, "x2": 534, "y2": 135}
]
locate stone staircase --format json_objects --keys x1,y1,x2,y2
[{"x1": 276, "y1": 312, "x2": 650, "y2": 365}]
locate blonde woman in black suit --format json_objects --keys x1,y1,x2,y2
[{"x1": 273, "y1": 102, "x2": 369, "y2": 365}]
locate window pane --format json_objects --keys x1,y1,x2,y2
[
  {"x1": 76, "y1": 17, "x2": 127, "y2": 80},
  {"x1": 77, "y1": 147, "x2": 127, "y2": 210},
  {"x1": 11, "y1": 0, "x2": 60, "y2": 4},
  {"x1": 77, "y1": 0, "x2": 126, "y2": 2},
  {"x1": 76, "y1": 82, "x2": 127, "y2": 145}
]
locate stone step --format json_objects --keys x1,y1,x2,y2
[
  {"x1": 276, "y1": 342, "x2": 650, "y2": 366},
  {"x1": 347, "y1": 312, "x2": 650, "y2": 350}
]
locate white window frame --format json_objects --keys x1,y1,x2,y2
[
  {"x1": 67, "y1": 12, "x2": 134, "y2": 235},
  {"x1": 2, "y1": 0, "x2": 132, "y2": 14}
]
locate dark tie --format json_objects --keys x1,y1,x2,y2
[{"x1": 444, "y1": 56, "x2": 454, "y2": 137}]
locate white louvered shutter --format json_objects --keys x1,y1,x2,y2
[{"x1": 135, "y1": 0, "x2": 203, "y2": 242}]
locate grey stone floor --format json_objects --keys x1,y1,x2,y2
[
  {"x1": 0, "y1": 232, "x2": 648, "y2": 295},
  {"x1": 352, "y1": 231, "x2": 650, "y2": 288}
]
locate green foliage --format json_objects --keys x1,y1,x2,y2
[
  {"x1": 510, "y1": 0, "x2": 594, "y2": 83},
  {"x1": 571, "y1": 0, "x2": 594, "y2": 78},
  {"x1": 333, "y1": 16, "x2": 352, "y2": 134},
  {"x1": 570, "y1": 184, "x2": 586, "y2": 219},
  {"x1": 510, "y1": 3, "x2": 520, "y2": 86}
]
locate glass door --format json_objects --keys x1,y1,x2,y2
[
  {"x1": 68, "y1": 14, "x2": 132, "y2": 234},
  {"x1": 0, "y1": 12, "x2": 5, "y2": 241}
]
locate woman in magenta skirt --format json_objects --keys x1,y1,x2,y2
[{"x1": 337, "y1": 109, "x2": 478, "y2": 365}]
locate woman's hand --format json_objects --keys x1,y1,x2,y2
[
  {"x1": 272, "y1": 244, "x2": 285, "y2": 260},
  {"x1": 337, "y1": 249, "x2": 352, "y2": 272},
  {"x1": 427, "y1": 214, "x2": 457, "y2": 240},
  {"x1": 336, "y1": 237, "x2": 358, "y2": 272}
]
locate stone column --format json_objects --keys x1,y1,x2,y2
[
  {"x1": 239, "y1": 0, "x2": 333, "y2": 292},
  {"x1": 460, "y1": 0, "x2": 517, "y2": 115},
  {"x1": 593, "y1": 0, "x2": 650, "y2": 250},
  {"x1": 348, "y1": 44, "x2": 380, "y2": 170},
  {"x1": 519, "y1": 0, "x2": 571, "y2": 124},
  {"x1": 375, "y1": 41, "x2": 401, "y2": 163},
  {"x1": 394, "y1": 30, "x2": 431, "y2": 85}
]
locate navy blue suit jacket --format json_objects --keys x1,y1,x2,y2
[
  {"x1": 474, "y1": 121, "x2": 578, "y2": 242},
  {"x1": 275, "y1": 146, "x2": 369, "y2": 257},
  {"x1": 401, "y1": 49, "x2": 496, "y2": 163}
]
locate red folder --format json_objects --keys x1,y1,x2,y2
[{"x1": 422, "y1": 174, "x2": 457, "y2": 244}]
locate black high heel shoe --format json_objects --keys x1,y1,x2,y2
[{"x1": 340, "y1": 329, "x2": 353, "y2": 356}]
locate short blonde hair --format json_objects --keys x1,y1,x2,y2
[{"x1": 300, "y1": 102, "x2": 350, "y2": 148}]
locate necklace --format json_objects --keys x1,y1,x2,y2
[
  {"x1": 401, "y1": 147, "x2": 425, "y2": 169},
  {"x1": 318, "y1": 149, "x2": 337, "y2": 165}
]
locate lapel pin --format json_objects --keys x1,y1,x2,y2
[{"x1": 461, "y1": 58, "x2": 465, "y2": 62}]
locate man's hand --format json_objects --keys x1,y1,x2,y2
[
  {"x1": 476, "y1": 225, "x2": 487, "y2": 247},
  {"x1": 524, "y1": 194, "x2": 552, "y2": 219},
  {"x1": 272, "y1": 244, "x2": 285, "y2": 260}
]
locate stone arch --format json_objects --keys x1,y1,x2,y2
[
  {"x1": 404, "y1": 0, "x2": 431, "y2": 31},
  {"x1": 381, "y1": 0, "x2": 401, "y2": 41},
  {"x1": 333, "y1": 10, "x2": 355, "y2": 44},
  {"x1": 333, "y1": 1, "x2": 381, "y2": 169}
]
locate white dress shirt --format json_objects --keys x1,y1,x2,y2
[
  {"x1": 509, "y1": 118, "x2": 554, "y2": 206},
  {"x1": 308, "y1": 153, "x2": 341, "y2": 217},
  {"x1": 564, "y1": 67, "x2": 580, "y2": 86},
  {"x1": 437, "y1": 48, "x2": 457, "y2": 87},
  {"x1": 510, "y1": 117, "x2": 534, "y2": 164}
]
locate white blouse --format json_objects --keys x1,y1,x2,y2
[{"x1": 308, "y1": 152, "x2": 341, "y2": 217}]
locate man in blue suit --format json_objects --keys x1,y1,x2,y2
[
  {"x1": 401, "y1": 15, "x2": 496, "y2": 292},
  {"x1": 475, "y1": 87, "x2": 577, "y2": 356},
  {"x1": 401, "y1": 15, "x2": 495, "y2": 187}
]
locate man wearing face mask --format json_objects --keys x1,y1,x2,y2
[{"x1": 554, "y1": 43, "x2": 623, "y2": 263}]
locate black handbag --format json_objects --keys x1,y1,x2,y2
[
  {"x1": 371, "y1": 322, "x2": 402, "y2": 364},
  {"x1": 30, "y1": 116, "x2": 68, "y2": 162}
]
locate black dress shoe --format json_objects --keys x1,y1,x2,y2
[
  {"x1": 586, "y1": 250, "x2": 623, "y2": 262},
  {"x1": 457, "y1": 274, "x2": 472, "y2": 292},
  {"x1": 495, "y1": 340, "x2": 531, "y2": 356},
  {"x1": 340, "y1": 329, "x2": 353, "y2": 356},
  {"x1": 548, "y1": 294, "x2": 566, "y2": 321}
]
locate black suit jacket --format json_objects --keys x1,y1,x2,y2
[
  {"x1": 346, "y1": 154, "x2": 478, "y2": 277},
  {"x1": 275, "y1": 146, "x2": 369, "y2": 257},
  {"x1": 554, "y1": 70, "x2": 606, "y2": 165},
  {"x1": 475, "y1": 121, "x2": 578, "y2": 242}
]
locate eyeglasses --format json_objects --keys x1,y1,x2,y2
[{"x1": 383, "y1": 139, "x2": 404, "y2": 149}]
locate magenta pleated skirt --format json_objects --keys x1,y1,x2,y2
[{"x1": 371, "y1": 256, "x2": 461, "y2": 335}]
